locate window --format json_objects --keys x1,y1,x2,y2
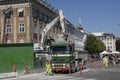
[
  {"x1": 5, "y1": 11, "x2": 11, "y2": 18},
  {"x1": 48, "y1": 17, "x2": 51, "y2": 23},
  {"x1": 110, "y1": 42, "x2": 112, "y2": 44},
  {"x1": 19, "y1": 23, "x2": 25, "y2": 33},
  {"x1": 44, "y1": 15, "x2": 47, "y2": 22},
  {"x1": 39, "y1": 12, "x2": 42, "y2": 20},
  {"x1": 18, "y1": 8, "x2": 24, "y2": 17},
  {"x1": 6, "y1": 24, "x2": 12, "y2": 34},
  {"x1": 34, "y1": 23, "x2": 37, "y2": 33},
  {"x1": 39, "y1": 22, "x2": 42, "y2": 34},
  {"x1": 110, "y1": 46, "x2": 112, "y2": 49},
  {"x1": 33, "y1": 10, "x2": 39, "y2": 18},
  {"x1": 19, "y1": 12, "x2": 24, "y2": 17}
]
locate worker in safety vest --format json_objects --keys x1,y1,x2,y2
[
  {"x1": 46, "y1": 60, "x2": 52, "y2": 75},
  {"x1": 104, "y1": 56, "x2": 109, "y2": 67}
]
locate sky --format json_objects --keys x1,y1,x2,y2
[{"x1": 47, "y1": 0, "x2": 120, "y2": 37}]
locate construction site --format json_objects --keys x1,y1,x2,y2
[{"x1": 0, "y1": 0, "x2": 87, "y2": 74}]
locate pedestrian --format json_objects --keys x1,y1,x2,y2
[
  {"x1": 102, "y1": 56, "x2": 106, "y2": 66},
  {"x1": 112, "y1": 56, "x2": 116, "y2": 66}
]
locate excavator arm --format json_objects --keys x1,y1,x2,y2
[
  {"x1": 34, "y1": 10, "x2": 65, "y2": 51},
  {"x1": 41, "y1": 10, "x2": 65, "y2": 47},
  {"x1": 40, "y1": 16, "x2": 59, "y2": 47}
]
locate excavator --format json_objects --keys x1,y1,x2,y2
[
  {"x1": 34, "y1": 10, "x2": 87, "y2": 73},
  {"x1": 34, "y1": 10, "x2": 69, "y2": 70}
]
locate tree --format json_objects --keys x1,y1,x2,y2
[
  {"x1": 84, "y1": 34, "x2": 96, "y2": 54},
  {"x1": 84, "y1": 34, "x2": 105, "y2": 55},
  {"x1": 94, "y1": 39, "x2": 106, "y2": 53}
]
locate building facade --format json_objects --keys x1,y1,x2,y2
[
  {"x1": 0, "y1": 0, "x2": 61, "y2": 44},
  {"x1": 0, "y1": 0, "x2": 86, "y2": 51},
  {"x1": 92, "y1": 32, "x2": 116, "y2": 52}
]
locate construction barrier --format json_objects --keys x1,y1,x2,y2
[
  {"x1": 25, "y1": 64, "x2": 29, "y2": 74},
  {"x1": 80, "y1": 64, "x2": 82, "y2": 75},
  {"x1": 69, "y1": 65, "x2": 71, "y2": 74},
  {"x1": 90, "y1": 63, "x2": 92, "y2": 72},
  {"x1": 13, "y1": 64, "x2": 16, "y2": 72},
  {"x1": 100, "y1": 60, "x2": 103, "y2": 68}
]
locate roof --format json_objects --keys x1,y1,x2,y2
[
  {"x1": 92, "y1": 32, "x2": 116, "y2": 38},
  {"x1": 92, "y1": 32, "x2": 104, "y2": 36}
]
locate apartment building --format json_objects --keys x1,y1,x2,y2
[{"x1": 92, "y1": 32, "x2": 116, "y2": 52}]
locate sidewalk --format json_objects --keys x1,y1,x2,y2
[
  {"x1": 0, "y1": 68, "x2": 45, "y2": 79},
  {"x1": 0, "y1": 72, "x2": 18, "y2": 79},
  {"x1": 0, "y1": 72, "x2": 73, "y2": 80},
  {"x1": 1, "y1": 71, "x2": 91, "y2": 80},
  {"x1": 0, "y1": 68, "x2": 90, "y2": 80}
]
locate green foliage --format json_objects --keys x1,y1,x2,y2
[
  {"x1": 95, "y1": 39, "x2": 106, "y2": 53},
  {"x1": 85, "y1": 34, "x2": 105, "y2": 54}
]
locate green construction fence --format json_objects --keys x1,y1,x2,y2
[{"x1": 0, "y1": 43, "x2": 34, "y2": 73}]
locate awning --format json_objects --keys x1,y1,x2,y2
[{"x1": 111, "y1": 51, "x2": 120, "y2": 54}]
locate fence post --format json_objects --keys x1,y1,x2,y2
[{"x1": 90, "y1": 62, "x2": 92, "y2": 72}]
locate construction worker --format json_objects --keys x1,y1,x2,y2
[
  {"x1": 105, "y1": 56, "x2": 109, "y2": 67},
  {"x1": 46, "y1": 60, "x2": 52, "y2": 75},
  {"x1": 103, "y1": 55, "x2": 109, "y2": 67}
]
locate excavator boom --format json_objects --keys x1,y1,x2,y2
[{"x1": 34, "y1": 10, "x2": 65, "y2": 51}]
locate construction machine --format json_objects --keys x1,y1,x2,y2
[{"x1": 34, "y1": 10, "x2": 88, "y2": 73}]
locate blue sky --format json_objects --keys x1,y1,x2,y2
[{"x1": 47, "y1": 0, "x2": 120, "y2": 37}]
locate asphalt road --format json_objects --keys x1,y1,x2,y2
[
  {"x1": 72, "y1": 67, "x2": 120, "y2": 80},
  {"x1": 2, "y1": 63, "x2": 120, "y2": 80}
]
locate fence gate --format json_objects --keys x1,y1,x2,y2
[{"x1": 34, "y1": 53, "x2": 48, "y2": 72}]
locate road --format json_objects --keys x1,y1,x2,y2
[
  {"x1": 2, "y1": 63, "x2": 120, "y2": 80},
  {"x1": 72, "y1": 66, "x2": 120, "y2": 80}
]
